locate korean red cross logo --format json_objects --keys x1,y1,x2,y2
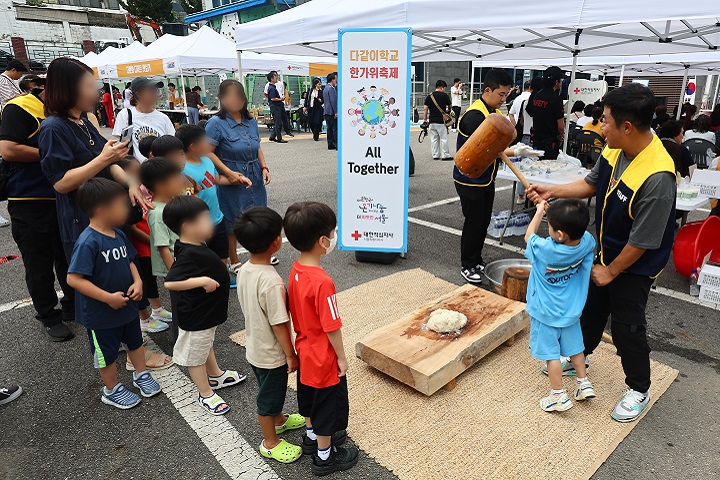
[{"x1": 351, "y1": 230, "x2": 362, "y2": 241}]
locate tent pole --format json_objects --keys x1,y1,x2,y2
[
  {"x1": 713, "y1": 74, "x2": 720, "y2": 109},
  {"x1": 469, "y1": 64, "x2": 475, "y2": 104},
  {"x1": 236, "y1": 50, "x2": 243, "y2": 80},
  {"x1": 562, "y1": 53, "x2": 578, "y2": 153},
  {"x1": 618, "y1": 64, "x2": 625, "y2": 87},
  {"x1": 677, "y1": 66, "x2": 689, "y2": 120},
  {"x1": 180, "y1": 70, "x2": 187, "y2": 121}
]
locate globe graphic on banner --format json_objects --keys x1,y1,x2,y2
[{"x1": 361, "y1": 99, "x2": 385, "y2": 125}]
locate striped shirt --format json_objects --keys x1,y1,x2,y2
[{"x1": 0, "y1": 73, "x2": 22, "y2": 110}]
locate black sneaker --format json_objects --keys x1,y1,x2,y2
[
  {"x1": 46, "y1": 322, "x2": 74, "y2": 342},
  {"x1": 0, "y1": 385, "x2": 23, "y2": 405},
  {"x1": 311, "y1": 446, "x2": 359, "y2": 476},
  {"x1": 286, "y1": 132, "x2": 295, "y2": 137},
  {"x1": 474, "y1": 261, "x2": 487, "y2": 274},
  {"x1": 302, "y1": 429, "x2": 347, "y2": 455},
  {"x1": 276, "y1": 139, "x2": 288, "y2": 144},
  {"x1": 460, "y1": 267, "x2": 483, "y2": 284}
]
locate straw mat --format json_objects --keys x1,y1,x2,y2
[{"x1": 230, "y1": 268, "x2": 678, "y2": 480}]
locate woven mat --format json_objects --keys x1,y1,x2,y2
[{"x1": 230, "y1": 268, "x2": 678, "y2": 480}]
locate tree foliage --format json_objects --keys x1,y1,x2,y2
[
  {"x1": 179, "y1": 0, "x2": 203, "y2": 15},
  {"x1": 119, "y1": 0, "x2": 174, "y2": 23}
]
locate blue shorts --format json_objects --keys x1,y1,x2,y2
[
  {"x1": 87, "y1": 320, "x2": 143, "y2": 369},
  {"x1": 529, "y1": 318, "x2": 585, "y2": 361}
]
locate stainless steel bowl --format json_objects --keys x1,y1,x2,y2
[{"x1": 483, "y1": 258, "x2": 532, "y2": 294}]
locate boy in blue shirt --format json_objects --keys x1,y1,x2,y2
[
  {"x1": 175, "y1": 125, "x2": 235, "y2": 286},
  {"x1": 67, "y1": 178, "x2": 162, "y2": 409},
  {"x1": 524, "y1": 199, "x2": 596, "y2": 412}
]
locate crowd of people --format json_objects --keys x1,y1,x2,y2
[{"x1": 0, "y1": 57, "x2": 357, "y2": 475}]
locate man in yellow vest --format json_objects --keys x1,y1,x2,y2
[
  {"x1": 0, "y1": 75, "x2": 75, "y2": 342},
  {"x1": 455, "y1": 69, "x2": 538, "y2": 284},
  {"x1": 527, "y1": 84, "x2": 677, "y2": 423}
]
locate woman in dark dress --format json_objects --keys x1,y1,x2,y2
[{"x1": 304, "y1": 77, "x2": 324, "y2": 141}]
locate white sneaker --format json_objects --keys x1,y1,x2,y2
[
  {"x1": 460, "y1": 267, "x2": 483, "y2": 284},
  {"x1": 611, "y1": 388, "x2": 649, "y2": 422},
  {"x1": 574, "y1": 380, "x2": 596, "y2": 401},
  {"x1": 0, "y1": 215, "x2": 9, "y2": 228},
  {"x1": 150, "y1": 307, "x2": 172, "y2": 323},
  {"x1": 540, "y1": 391, "x2": 573, "y2": 412},
  {"x1": 140, "y1": 318, "x2": 169, "y2": 333},
  {"x1": 541, "y1": 356, "x2": 590, "y2": 376}
]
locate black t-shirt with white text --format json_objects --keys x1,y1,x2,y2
[
  {"x1": 424, "y1": 91, "x2": 452, "y2": 124},
  {"x1": 165, "y1": 241, "x2": 230, "y2": 331},
  {"x1": 526, "y1": 88, "x2": 564, "y2": 139}
]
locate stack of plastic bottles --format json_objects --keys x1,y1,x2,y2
[{"x1": 487, "y1": 210, "x2": 531, "y2": 238}]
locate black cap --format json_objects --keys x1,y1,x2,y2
[
  {"x1": 7, "y1": 60, "x2": 28, "y2": 72},
  {"x1": 543, "y1": 66, "x2": 564, "y2": 81},
  {"x1": 22, "y1": 74, "x2": 45, "y2": 86},
  {"x1": 130, "y1": 77, "x2": 164, "y2": 93}
]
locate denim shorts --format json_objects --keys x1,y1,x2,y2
[{"x1": 529, "y1": 318, "x2": 585, "y2": 361}]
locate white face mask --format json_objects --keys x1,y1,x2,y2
[{"x1": 323, "y1": 229, "x2": 338, "y2": 254}]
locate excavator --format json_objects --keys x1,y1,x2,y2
[{"x1": 125, "y1": 14, "x2": 164, "y2": 44}]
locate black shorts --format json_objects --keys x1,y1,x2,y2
[
  {"x1": 251, "y1": 364, "x2": 289, "y2": 416},
  {"x1": 297, "y1": 375, "x2": 349, "y2": 437},
  {"x1": 87, "y1": 320, "x2": 143, "y2": 369},
  {"x1": 207, "y1": 220, "x2": 229, "y2": 259}
]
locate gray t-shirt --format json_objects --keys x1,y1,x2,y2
[{"x1": 585, "y1": 152, "x2": 675, "y2": 250}]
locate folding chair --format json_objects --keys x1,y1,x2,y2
[
  {"x1": 574, "y1": 130, "x2": 605, "y2": 168},
  {"x1": 682, "y1": 138, "x2": 720, "y2": 169}
]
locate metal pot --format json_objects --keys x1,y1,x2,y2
[{"x1": 483, "y1": 259, "x2": 532, "y2": 294}]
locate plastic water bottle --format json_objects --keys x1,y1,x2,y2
[{"x1": 690, "y1": 269, "x2": 700, "y2": 297}]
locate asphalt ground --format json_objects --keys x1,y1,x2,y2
[{"x1": 0, "y1": 126, "x2": 718, "y2": 479}]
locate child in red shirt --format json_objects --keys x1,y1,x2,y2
[{"x1": 284, "y1": 202, "x2": 358, "y2": 477}]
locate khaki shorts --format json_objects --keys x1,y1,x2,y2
[{"x1": 173, "y1": 326, "x2": 217, "y2": 366}]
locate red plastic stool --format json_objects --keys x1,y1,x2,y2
[{"x1": 673, "y1": 215, "x2": 720, "y2": 278}]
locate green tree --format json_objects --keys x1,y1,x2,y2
[
  {"x1": 179, "y1": 0, "x2": 203, "y2": 15},
  {"x1": 120, "y1": 0, "x2": 174, "y2": 23}
]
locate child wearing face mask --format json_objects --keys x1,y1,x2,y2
[{"x1": 282, "y1": 202, "x2": 357, "y2": 477}]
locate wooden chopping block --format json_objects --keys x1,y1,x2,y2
[
  {"x1": 501, "y1": 267, "x2": 530, "y2": 302},
  {"x1": 454, "y1": 113, "x2": 534, "y2": 192}
]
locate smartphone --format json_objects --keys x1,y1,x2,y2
[{"x1": 119, "y1": 125, "x2": 134, "y2": 144}]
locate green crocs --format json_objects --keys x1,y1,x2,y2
[
  {"x1": 259, "y1": 439, "x2": 303, "y2": 464},
  {"x1": 275, "y1": 413, "x2": 306, "y2": 434}
]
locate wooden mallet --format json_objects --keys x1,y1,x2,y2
[{"x1": 454, "y1": 113, "x2": 533, "y2": 193}]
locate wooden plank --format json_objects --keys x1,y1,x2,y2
[{"x1": 356, "y1": 285, "x2": 528, "y2": 395}]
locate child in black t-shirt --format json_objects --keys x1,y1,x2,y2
[{"x1": 163, "y1": 195, "x2": 246, "y2": 415}]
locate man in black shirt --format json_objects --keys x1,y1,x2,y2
[
  {"x1": 0, "y1": 75, "x2": 74, "y2": 342},
  {"x1": 527, "y1": 66, "x2": 565, "y2": 159},
  {"x1": 423, "y1": 80, "x2": 452, "y2": 160},
  {"x1": 266, "y1": 72, "x2": 287, "y2": 144}
]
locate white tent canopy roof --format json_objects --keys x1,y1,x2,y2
[
  {"x1": 234, "y1": 0, "x2": 720, "y2": 61},
  {"x1": 471, "y1": 51, "x2": 720, "y2": 77}
]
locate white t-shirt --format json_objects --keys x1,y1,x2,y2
[
  {"x1": 263, "y1": 81, "x2": 284, "y2": 97},
  {"x1": 123, "y1": 88, "x2": 132, "y2": 109},
  {"x1": 683, "y1": 129, "x2": 716, "y2": 143},
  {"x1": 112, "y1": 106, "x2": 176, "y2": 163},
  {"x1": 576, "y1": 116, "x2": 592, "y2": 127},
  {"x1": 508, "y1": 91, "x2": 533, "y2": 136},
  {"x1": 450, "y1": 85, "x2": 463, "y2": 107},
  {"x1": 236, "y1": 262, "x2": 291, "y2": 370}
]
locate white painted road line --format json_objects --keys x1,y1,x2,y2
[
  {"x1": 145, "y1": 339, "x2": 281, "y2": 480},
  {"x1": 408, "y1": 215, "x2": 719, "y2": 310},
  {"x1": 407, "y1": 185, "x2": 513, "y2": 214}
]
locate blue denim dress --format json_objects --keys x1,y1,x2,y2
[{"x1": 205, "y1": 114, "x2": 267, "y2": 229}]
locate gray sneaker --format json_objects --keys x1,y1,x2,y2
[
  {"x1": 540, "y1": 356, "x2": 590, "y2": 376},
  {"x1": 574, "y1": 379, "x2": 596, "y2": 401},
  {"x1": 611, "y1": 389, "x2": 649, "y2": 422}
]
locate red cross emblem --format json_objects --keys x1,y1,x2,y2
[
  {"x1": 573, "y1": 88, "x2": 580, "y2": 94},
  {"x1": 351, "y1": 230, "x2": 362, "y2": 241}
]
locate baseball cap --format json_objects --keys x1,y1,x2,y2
[
  {"x1": 130, "y1": 77, "x2": 164, "y2": 93},
  {"x1": 21, "y1": 74, "x2": 45, "y2": 86},
  {"x1": 7, "y1": 60, "x2": 28, "y2": 72},
  {"x1": 543, "y1": 66, "x2": 564, "y2": 81}
]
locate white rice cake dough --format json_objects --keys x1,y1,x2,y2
[{"x1": 426, "y1": 309, "x2": 468, "y2": 333}]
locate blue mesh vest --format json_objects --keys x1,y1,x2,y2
[
  {"x1": 595, "y1": 136, "x2": 676, "y2": 278},
  {"x1": 453, "y1": 99, "x2": 502, "y2": 187}
]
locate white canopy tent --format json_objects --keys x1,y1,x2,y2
[
  {"x1": 90, "y1": 42, "x2": 146, "y2": 80},
  {"x1": 234, "y1": 0, "x2": 720, "y2": 148}
]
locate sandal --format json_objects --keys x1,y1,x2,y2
[
  {"x1": 126, "y1": 351, "x2": 174, "y2": 371},
  {"x1": 259, "y1": 439, "x2": 303, "y2": 464},
  {"x1": 209, "y1": 370, "x2": 247, "y2": 390},
  {"x1": 198, "y1": 393, "x2": 230, "y2": 415},
  {"x1": 228, "y1": 262, "x2": 243, "y2": 275},
  {"x1": 275, "y1": 413, "x2": 306, "y2": 434}
]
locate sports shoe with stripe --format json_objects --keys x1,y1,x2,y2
[
  {"x1": 133, "y1": 371, "x2": 161, "y2": 397},
  {"x1": 150, "y1": 307, "x2": 173, "y2": 323},
  {"x1": 102, "y1": 383, "x2": 141, "y2": 409},
  {"x1": 574, "y1": 380, "x2": 597, "y2": 400},
  {"x1": 540, "y1": 356, "x2": 590, "y2": 376},
  {"x1": 611, "y1": 388, "x2": 649, "y2": 422},
  {"x1": 540, "y1": 391, "x2": 573, "y2": 412},
  {"x1": 0, "y1": 385, "x2": 23, "y2": 405},
  {"x1": 141, "y1": 317, "x2": 169, "y2": 333}
]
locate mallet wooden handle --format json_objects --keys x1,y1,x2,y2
[{"x1": 499, "y1": 153, "x2": 536, "y2": 203}]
